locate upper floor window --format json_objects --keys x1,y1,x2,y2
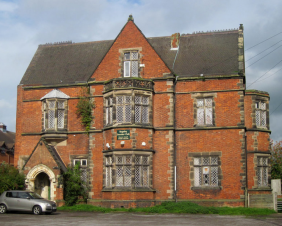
[
  {"x1": 124, "y1": 51, "x2": 139, "y2": 77},
  {"x1": 255, "y1": 101, "x2": 266, "y2": 127},
  {"x1": 196, "y1": 98, "x2": 213, "y2": 126},
  {"x1": 41, "y1": 89, "x2": 69, "y2": 132},
  {"x1": 105, "y1": 93, "x2": 151, "y2": 126},
  {"x1": 43, "y1": 99, "x2": 67, "y2": 130}
]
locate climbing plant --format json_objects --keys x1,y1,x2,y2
[
  {"x1": 76, "y1": 87, "x2": 95, "y2": 131},
  {"x1": 270, "y1": 140, "x2": 282, "y2": 179}
]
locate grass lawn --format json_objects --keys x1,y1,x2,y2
[{"x1": 58, "y1": 201, "x2": 276, "y2": 216}]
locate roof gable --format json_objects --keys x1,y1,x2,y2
[{"x1": 90, "y1": 16, "x2": 172, "y2": 81}]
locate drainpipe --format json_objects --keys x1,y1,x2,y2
[
  {"x1": 172, "y1": 34, "x2": 180, "y2": 203},
  {"x1": 245, "y1": 132, "x2": 248, "y2": 207}
]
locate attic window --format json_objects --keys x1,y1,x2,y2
[{"x1": 124, "y1": 51, "x2": 139, "y2": 77}]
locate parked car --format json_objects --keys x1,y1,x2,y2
[{"x1": 0, "y1": 190, "x2": 57, "y2": 215}]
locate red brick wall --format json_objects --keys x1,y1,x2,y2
[
  {"x1": 176, "y1": 129, "x2": 245, "y2": 200},
  {"x1": 91, "y1": 21, "x2": 171, "y2": 81}
]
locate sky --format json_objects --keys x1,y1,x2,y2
[{"x1": 0, "y1": 0, "x2": 281, "y2": 142}]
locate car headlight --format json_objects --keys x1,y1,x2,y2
[{"x1": 46, "y1": 204, "x2": 51, "y2": 207}]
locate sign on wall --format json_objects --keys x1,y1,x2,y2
[{"x1": 117, "y1": 130, "x2": 130, "y2": 140}]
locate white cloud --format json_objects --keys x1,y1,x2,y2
[{"x1": 0, "y1": 1, "x2": 18, "y2": 13}]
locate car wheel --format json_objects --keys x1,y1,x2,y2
[
  {"x1": 0, "y1": 204, "x2": 7, "y2": 214},
  {"x1": 33, "y1": 205, "x2": 42, "y2": 215}
]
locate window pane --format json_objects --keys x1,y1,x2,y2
[
  {"x1": 124, "y1": 52, "x2": 130, "y2": 60},
  {"x1": 197, "y1": 108, "x2": 204, "y2": 125},
  {"x1": 49, "y1": 100, "x2": 56, "y2": 109},
  {"x1": 135, "y1": 166, "x2": 141, "y2": 187},
  {"x1": 48, "y1": 109, "x2": 55, "y2": 128},
  {"x1": 106, "y1": 107, "x2": 109, "y2": 125},
  {"x1": 142, "y1": 166, "x2": 149, "y2": 187},
  {"x1": 125, "y1": 104, "x2": 131, "y2": 122},
  {"x1": 124, "y1": 61, "x2": 130, "y2": 77},
  {"x1": 81, "y1": 160, "x2": 87, "y2": 166},
  {"x1": 124, "y1": 166, "x2": 131, "y2": 186},
  {"x1": 109, "y1": 107, "x2": 113, "y2": 124},
  {"x1": 58, "y1": 100, "x2": 64, "y2": 109},
  {"x1": 106, "y1": 166, "x2": 112, "y2": 187},
  {"x1": 211, "y1": 167, "x2": 218, "y2": 186},
  {"x1": 194, "y1": 157, "x2": 201, "y2": 165},
  {"x1": 260, "y1": 102, "x2": 266, "y2": 110},
  {"x1": 117, "y1": 106, "x2": 123, "y2": 123},
  {"x1": 142, "y1": 106, "x2": 149, "y2": 123},
  {"x1": 116, "y1": 166, "x2": 123, "y2": 186},
  {"x1": 131, "y1": 61, "x2": 138, "y2": 77},
  {"x1": 205, "y1": 98, "x2": 212, "y2": 107},
  {"x1": 205, "y1": 107, "x2": 212, "y2": 125},
  {"x1": 197, "y1": 99, "x2": 204, "y2": 107},
  {"x1": 194, "y1": 167, "x2": 201, "y2": 186},
  {"x1": 142, "y1": 97, "x2": 149, "y2": 105},
  {"x1": 131, "y1": 52, "x2": 138, "y2": 60},
  {"x1": 135, "y1": 96, "x2": 141, "y2": 104},
  {"x1": 255, "y1": 110, "x2": 260, "y2": 126},
  {"x1": 261, "y1": 111, "x2": 266, "y2": 127},
  {"x1": 135, "y1": 105, "x2": 141, "y2": 123},
  {"x1": 58, "y1": 110, "x2": 64, "y2": 128}
]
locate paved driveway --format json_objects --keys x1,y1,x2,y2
[{"x1": 1, "y1": 211, "x2": 282, "y2": 226}]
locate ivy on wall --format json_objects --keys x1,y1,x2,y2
[{"x1": 76, "y1": 87, "x2": 95, "y2": 131}]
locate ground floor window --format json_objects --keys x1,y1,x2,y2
[
  {"x1": 257, "y1": 156, "x2": 268, "y2": 187},
  {"x1": 194, "y1": 156, "x2": 218, "y2": 187},
  {"x1": 105, "y1": 153, "x2": 151, "y2": 189}
]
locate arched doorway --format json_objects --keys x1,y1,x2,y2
[
  {"x1": 34, "y1": 172, "x2": 50, "y2": 200},
  {"x1": 26, "y1": 164, "x2": 56, "y2": 201}
]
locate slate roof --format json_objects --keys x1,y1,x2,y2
[
  {"x1": 20, "y1": 30, "x2": 240, "y2": 86},
  {"x1": 0, "y1": 130, "x2": 15, "y2": 148}
]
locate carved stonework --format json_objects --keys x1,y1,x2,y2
[{"x1": 104, "y1": 79, "x2": 153, "y2": 92}]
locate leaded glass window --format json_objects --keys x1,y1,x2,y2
[
  {"x1": 194, "y1": 156, "x2": 218, "y2": 187},
  {"x1": 197, "y1": 98, "x2": 213, "y2": 126},
  {"x1": 257, "y1": 157, "x2": 268, "y2": 187},
  {"x1": 116, "y1": 96, "x2": 132, "y2": 123},
  {"x1": 135, "y1": 96, "x2": 149, "y2": 124},
  {"x1": 116, "y1": 155, "x2": 132, "y2": 187},
  {"x1": 43, "y1": 99, "x2": 67, "y2": 131},
  {"x1": 255, "y1": 101, "x2": 267, "y2": 128},
  {"x1": 105, "y1": 97, "x2": 113, "y2": 125},
  {"x1": 124, "y1": 51, "x2": 139, "y2": 77}
]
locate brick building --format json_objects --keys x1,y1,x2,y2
[
  {"x1": 0, "y1": 123, "x2": 15, "y2": 166},
  {"x1": 15, "y1": 16, "x2": 271, "y2": 207}
]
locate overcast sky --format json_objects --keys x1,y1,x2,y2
[{"x1": 0, "y1": 0, "x2": 281, "y2": 142}]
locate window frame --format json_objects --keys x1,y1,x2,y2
[
  {"x1": 42, "y1": 98, "x2": 67, "y2": 132},
  {"x1": 104, "y1": 153, "x2": 152, "y2": 190},
  {"x1": 255, "y1": 101, "x2": 267, "y2": 128},
  {"x1": 193, "y1": 156, "x2": 219, "y2": 187},
  {"x1": 104, "y1": 91, "x2": 151, "y2": 127},
  {"x1": 123, "y1": 51, "x2": 139, "y2": 78},
  {"x1": 196, "y1": 97, "x2": 213, "y2": 126},
  {"x1": 256, "y1": 156, "x2": 269, "y2": 187}
]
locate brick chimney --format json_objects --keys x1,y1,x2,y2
[
  {"x1": 0, "y1": 123, "x2": 7, "y2": 133},
  {"x1": 171, "y1": 33, "x2": 180, "y2": 49}
]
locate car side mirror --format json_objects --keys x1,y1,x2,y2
[{"x1": 27, "y1": 197, "x2": 30, "y2": 200}]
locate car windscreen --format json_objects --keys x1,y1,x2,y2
[{"x1": 27, "y1": 192, "x2": 43, "y2": 199}]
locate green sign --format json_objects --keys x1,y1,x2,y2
[{"x1": 117, "y1": 130, "x2": 130, "y2": 140}]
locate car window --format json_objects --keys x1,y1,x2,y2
[
  {"x1": 6, "y1": 192, "x2": 18, "y2": 198},
  {"x1": 28, "y1": 192, "x2": 43, "y2": 199},
  {"x1": 18, "y1": 192, "x2": 30, "y2": 199}
]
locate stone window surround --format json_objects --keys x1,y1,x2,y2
[
  {"x1": 118, "y1": 47, "x2": 143, "y2": 78},
  {"x1": 252, "y1": 153, "x2": 270, "y2": 189},
  {"x1": 103, "y1": 150, "x2": 153, "y2": 190},
  {"x1": 188, "y1": 152, "x2": 222, "y2": 190},
  {"x1": 251, "y1": 96, "x2": 269, "y2": 129},
  {"x1": 191, "y1": 93, "x2": 217, "y2": 127},
  {"x1": 42, "y1": 98, "x2": 68, "y2": 132},
  {"x1": 103, "y1": 89, "x2": 153, "y2": 127}
]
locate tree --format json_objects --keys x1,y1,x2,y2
[
  {"x1": 63, "y1": 163, "x2": 88, "y2": 206},
  {"x1": 270, "y1": 140, "x2": 282, "y2": 179},
  {"x1": 0, "y1": 163, "x2": 25, "y2": 194}
]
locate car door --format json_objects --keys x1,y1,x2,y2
[
  {"x1": 16, "y1": 192, "x2": 33, "y2": 211},
  {"x1": 4, "y1": 192, "x2": 18, "y2": 210}
]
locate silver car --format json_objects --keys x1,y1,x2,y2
[{"x1": 0, "y1": 190, "x2": 57, "y2": 215}]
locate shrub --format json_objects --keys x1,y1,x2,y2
[
  {"x1": 63, "y1": 164, "x2": 88, "y2": 206},
  {"x1": 270, "y1": 140, "x2": 282, "y2": 179},
  {"x1": 0, "y1": 162, "x2": 25, "y2": 194}
]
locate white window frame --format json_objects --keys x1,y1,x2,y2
[
  {"x1": 73, "y1": 159, "x2": 87, "y2": 167},
  {"x1": 123, "y1": 51, "x2": 139, "y2": 77}
]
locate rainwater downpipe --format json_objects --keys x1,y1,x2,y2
[{"x1": 172, "y1": 37, "x2": 180, "y2": 202}]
